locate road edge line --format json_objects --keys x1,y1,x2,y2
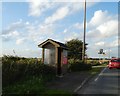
[
  {"x1": 94, "y1": 67, "x2": 106, "y2": 82},
  {"x1": 74, "y1": 67, "x2": 106, "y2": 93},
  {"x1": 73, "y1": 75, "x2": 92, "y2": 93}
]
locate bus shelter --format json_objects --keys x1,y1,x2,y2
[{"x1": 38, "y1": 39, "x2": 68, "y2": 76}]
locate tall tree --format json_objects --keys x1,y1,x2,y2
[{"x1": 65, "y1": 39, "x2": 87, "y2": 60}]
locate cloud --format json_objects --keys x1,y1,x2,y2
[
  {"x1": 95, "y1": 41, "x2": 105, "y2": 46},
  {"x1": 26, "y1": 21, "x2": 30, "y2": 25},
  {"x1": 88, "y1": 10, "x2": 109, "y2": 28},
  {"x1": 28, "y1": 1, "x2": 97, "y2": 18},
  {"x1": 2, "y1": 19, "x2": 23, "y2": 35},
  {"x1": 2, "y1": 2, "x2": 118, "y2": 58},
  {"x1": 87, "y1": 29, "x2": 101, "y2": 39},
  {"x1": 97, "y1": 20, "x2": 118, "y2": 37},
  {"x1": 73, "y1": 22, "x2": 83, "y2": 30},
  {"x1": 63, "y1": 31, "x2": 81, "y2": 42},
  {"x1": 87, "y1": 10, "x2": 118, "y2": 40},
  {"x1": 2, "y1": 17, "x2": 55, "y2": 45},
  {"x1": 16, "y1": 38, "x2": 26, "y2": 45},
  {"x1": 107, "y1": 39, "x2": 119, "y2": 48},
  {"x1": 2, "y1": 35, "x2": 11, "y2": 42},
  {"x1": 2, "y1": 48, "x2": 41, "y2": 58},
  {"x1": 69, "y1": 2, "x2": 97, "y2": 14},
  {"x1": 45, "y1": 6, "x2": 69, "y2": 24},
  {"x1": 2, "y1": 30, "x2": 20, "y2": 41},
  {"x1": 27, "y1": 23, "x2": 55, "y2": 44},
  {"x1": 11, "y1": 31, "x2": 20, "y2": 36},
  {"x1": 63, "y1": 29, "x2": 68, "y2": 33},
  {"x1": 28, "y1": 0, "x2": 55, "y2": 17},
  {"x1": 85, "y1": 10, "x2": 118, "y2": 58}
]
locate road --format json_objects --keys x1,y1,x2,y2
[{"x1": 77, "y1": 67, "x2": 120, "y2": 95}]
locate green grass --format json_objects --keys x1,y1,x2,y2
[
  {"x1": 90, "y1": 67, "x2": 103, "y2": 75},
  {"x1": 44, "y1": 89, "x2": 72, "y2": 95},
  {"x1": 3, "y1": 76, "x2": 72, "y2": 95},
  {"x1": 3, "y1": 76, "x2": 46, "y2": 94},
  {"x1": 89, "y1": 64, "x2": 106, "y2": 75}
]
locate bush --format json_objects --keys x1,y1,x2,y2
[
  {"x1": 103, "y1": 61, "x2": 109, "y2": 65},
  {"x1": 2, "y1": 55, "x2": 56, "y2": 87},
  {"x1": 87, "y1": 60, "x2": 101, "y2": 66},
  {"x1": 68, "y1": 59, "x2": 92, "y2": 72}
]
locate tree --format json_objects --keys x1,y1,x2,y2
[{"x1": 65, "y1": 39, "x2": 87, "y2": 60}]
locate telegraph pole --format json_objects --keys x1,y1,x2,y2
[{"x1": 82, "y1": 0, "x2": 86, "y2": 61}]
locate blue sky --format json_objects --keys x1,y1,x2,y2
[{"x1": 1, "y1": 1, "x2": 119, "y2": 58}]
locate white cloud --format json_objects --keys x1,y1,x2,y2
[
  {"x1": 87, "y1": 36, "x2": 119, "y2": 58},
  {"x1": 27, "y1": 23, "x2": 55, "y2": 44},
  {"x1": 87, "y1": 10, "x2": 118, "y2": 40},
  {"x1": 25, "y1": 48, "x2": 30, "y2": 51},
  {"x1": 2, "y1": 18, "x2": 55, "y2": 45},
  {"x1": 2, "y1": 31, "x2": 20, "y2": 41},
  {"x1": 63, "y1": 29, "x2": 68, "y2": 33},
  {"x1": 2, "y1": 2, "x2": 118, "y2": 58},
  {"x1": 28, "y1": 0, "x2": 55, "y2": 17},
  {"x1": 88, "y1": 10, "x2": 109, "y2": 28},
  {"x1": 68, "y1": 2, "x2": 84, "y2": 13},
  {"x1": 95, "y1": 41, "x2": 105, "y2": 46},
  {"x1": 45, "y1": 6, "x2": 69, "y2": 24},
  {"x1": 28, "y1": 1, "x2": 97, "y2": 18},
  {"x1": 108, "y1": 39, "x2": 118, "y2": 48},
  {"x1": 3, "y1": 30, "x2": 19, "y2": 37},
  {"x1": 86, "y1": 9, "x2": 118, "y2": 58},
  {"x1": 97, "y1": 20, "x2": 118, "y2": 37},
  {"x1": 26, "y1": 21, "x2": 30, "y2": 25},
  {"x1": 69, "y1": 2, "x2": 97, "y2": 14},
  {"x1": 2, "y1": 19, "x2": 24, "y2": 35},
  {"x1": 64, "y1": 32, "x2": 80, "y2": 41},
  {"x1": 86, "y1": 29, "x2": 101, "y2": 39},
  {"x1": 16, "y1": 38, "x2": 26, "y2": 45},
  {"x1": 11, "y1": 31, "x2": 20, "y2": 36},
  {"x1": 73, "y1": 22, "x2": 83, "y2": 30}
]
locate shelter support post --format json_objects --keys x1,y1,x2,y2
[
  {"x1": 42, "y1": 48, "x2": 44, "y2": 63},
  {"x1": 55, "y1": 47, "x2": 58, "y2": 64}
]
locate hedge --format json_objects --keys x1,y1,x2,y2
[
  {"x1": 68, "y1": 59, "x2": 92, "y2": 72},
  {"x1": 2, "y1": 55, "x2": 56, "y2": 87}
]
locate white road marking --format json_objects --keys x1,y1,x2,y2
[
  {"x1": 94, "y1": 67, "x2": 107, "y2": 82},
  {"x1": 74, "y1": 67, "x2": 107, "y2": 92},
  {"x1": 74, "y1": 76, "x2": 90, "y2": 92}
]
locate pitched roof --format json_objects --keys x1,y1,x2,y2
[{"x1": 38, "y1": 39, "x2": 68, "y2": 50}]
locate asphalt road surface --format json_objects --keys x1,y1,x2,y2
[{"x1": 77, "y1": 67, "x2": 120, "y2": 95}]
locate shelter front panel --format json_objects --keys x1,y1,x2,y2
[
  {"x1": 44, "y1": 43, "x2": 55, "y2": 66},
  {"x1": 61, "y1": 49, "x2": 68, "y2": 74}
]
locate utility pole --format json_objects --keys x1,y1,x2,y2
[{"x1": 82, "y1": 0, "x2": 86, "y2": 61}]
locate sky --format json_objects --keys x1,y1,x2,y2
[{"x1": 1, "y1": 0, "x2": 119, "y2": 58}]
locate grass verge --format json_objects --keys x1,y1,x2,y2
[
  {"x1": 89, "y1": 64, "x2": 107, "y2": 75},
  {"x1": 3, "y1": 76, "x2": 72, "y2": 95}
]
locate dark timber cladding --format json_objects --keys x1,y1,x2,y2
[{"x1": 38, "y1": 39, "x2": 68, "y2": 76}]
